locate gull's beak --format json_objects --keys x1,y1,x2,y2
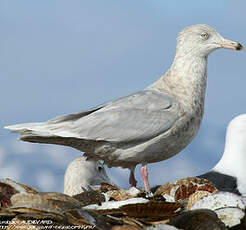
[{"x1": 219, "y1": 38, "x2": 243, "y2": 51}]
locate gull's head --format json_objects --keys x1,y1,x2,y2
[
  {"x1": 64, "y1": 156, "x2": 115, "y2": 196},
  {"x1": 176, "y1": 24, "x2": 243, "y2": 57},
  {"x1": 92, "y1": 160, "x2": 114, "y2": 186}
]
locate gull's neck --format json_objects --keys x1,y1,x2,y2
[
  {"x1": 150, "y1": 52, "x2": 208, "y2": 110},
  {"x1": 213, "y1": 132, "x2": 246, "y2": 195}
]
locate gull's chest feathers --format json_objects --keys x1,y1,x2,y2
[
  {"x1": 154, "y1": 55, "x2": 207, "y2": 117},
  {"x1": 153, "y1": 56, "x2": 208, "y2": 147}
]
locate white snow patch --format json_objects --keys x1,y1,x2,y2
[
  {"x1": 84, "y1": 197, "x2": 149, "y2": 211},
  {"x1": 190, "y1": 191, "x2": 245, "y2": 211},
  {"x1": 216, "y1": 207, "x2": 245, "y2": 227},
  {"x1": 126, "y1": 187, "x2": 142, "y2": 196}
]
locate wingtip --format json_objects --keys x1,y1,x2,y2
[
  {"x1": 3, "y1": 124, "x2": 25, "y2": 133},
  {"x1": 4, "y1": 125, "x2": 11, "y2": 130},
  {"x1": 4, "y1": 125, "x2": 18, "y2": 131}
]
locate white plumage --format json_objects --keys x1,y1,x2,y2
[{"x1": 64, "y1": 156, "x2": 113, "y2": 196}]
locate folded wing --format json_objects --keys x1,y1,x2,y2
[{"x1": 5, "y1": 89, "x2": 178, "y2": 144}]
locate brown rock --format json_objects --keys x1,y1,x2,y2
[
  {"x1": 186, "y1": 191, "x2": 210, "y2": 210},
  {"x1": 100, "y1": 182, "x2": 118, "y2": 192},
  {"x1": 120, "y1": 201, "x2": 182, "y2": 218},
  {"x1": 107, "y1": 190, "x2": 134, "y2": 201},
  {"x1": 0, "y1": 182, "x2": 18, "y2": 208},
  {"x1": 72, "y1": 190, "x2": 105, "y2": 206},
  {"x1": 155, "y1": 177, "x2": 217, "y2": 202},
  {"x1": 168, "y1": 209, "x2": 226, "y2": 230}
]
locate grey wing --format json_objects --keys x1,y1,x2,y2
[
  {"x1": 51, "y1": 89, "x2": 179, "y2": 143},
  {"x1": 5, "y1": 89, "x2": 179, "y2": 143}
]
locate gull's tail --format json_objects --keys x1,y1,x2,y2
[
  {"x1": 4, "y1": 109, "x2": 95, "y2": 145},
  {"x1": 3, "y1": 108, "x2": 101, "y2": 151},
  {"x1": 4, "y1": 121, "x2": 85, "y2": 151},
  {"x1": 4, "y1": 122, "x2": 59, "y2": 143}
]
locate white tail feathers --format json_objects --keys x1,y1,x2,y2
[{"x1": 4, "y1": 122, "x2": 45, "y2": 132}]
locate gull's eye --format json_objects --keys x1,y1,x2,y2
[{"x1": 201, "y1": 32, "x2": 209, "y2": 40}]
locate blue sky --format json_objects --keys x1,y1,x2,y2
[{"x1": 1, "y1": 1, "x2": 245, "y2": 192}]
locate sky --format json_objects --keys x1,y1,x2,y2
[{"x1": 0, "y1": 0, "x2": 246, "y2": 192}]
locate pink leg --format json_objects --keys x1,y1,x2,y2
[
  {"x1": 141, "y1": 164, "x2": 150, "y2": 191},
  {"x1": 129, "y1": 169, "x2": 137, "y2": 187}
]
